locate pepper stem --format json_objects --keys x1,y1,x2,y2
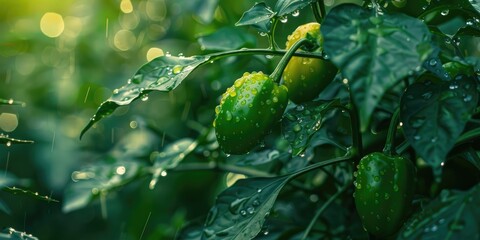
[
  {"x1": 270, "y1": 38, "x2": 312, "y2": 84},
  {"x1": 383, "y1": 108, "x2": 400, "y2": 156}
]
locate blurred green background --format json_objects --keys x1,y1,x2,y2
[{"x1": 0, "y1": 0, "x2": 354, "y2": 239}]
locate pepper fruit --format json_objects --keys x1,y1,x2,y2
[
  {"x1": 283, "y1": 22, "x2": 337, "y2": 104},
  {"x1": 354, "y1": 152, "x2": 416, "y2": 238},
  {"x1": 214, "y1": 71, "x2": 288, "y2": 154}
]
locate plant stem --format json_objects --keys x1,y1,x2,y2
[
  {"x1": 208, "y1": 48, "x2": 326, "y2": 62},
  {"x1": 383, "y1": 108, "x2": 400, "y2": 156},
  {"x1": 270, "y1": 38, "x2": 311, "y2": 83},
  {"x1": 395, "y1": 140, "x2": 410, "y2": 155},
  {"x1": 311, "y1": 1, "x2": 323, "y2": 23},
  {"x1": 287, "y1": 153, "x2": 353, "y2": 181},
  {"x1": 269, "y1": 18, "x2": 280, "y2": 50},
  {"x1": 301, "y1": 181, "x2": 351, "y2": 240},
  {"x1": 339, "y1": 100, "x2": 363, "y2": 160},
  {"x1": 172, "y1": 162, "x2": 275, "y2": 178}
]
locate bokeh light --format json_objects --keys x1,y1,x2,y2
[
  {"x1": 146, "y1": 47, "x2": 164, "y2": 61},
  {"x1": 40, "y1": 12, "x2": 65, "y2": 38}
]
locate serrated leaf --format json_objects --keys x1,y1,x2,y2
[
  {"x1": 80, "y1": 55, "x2": 210, "y2": 139},
  {"x1": 400, "y1": 75, "x2": 478, "y2": 177},
  {"x1": 63, "y1": 161, "x2": 143, "y2": 213},
  {"x1": 0, "y1": 134, "x2": 34, "y2": 146},
  {"x1": 1, "y1": 228, "x2": 38, "y2": 240},
  {"x1": 202, "y1": 175, "x2": 290, "y2": 240},
  {"x1": 322, "y1": 4, "x2": 433, "y2": 131},
  {"x1": 274, "y1": 0, "x2": 314, "y2": 16},
  {"x1": 198, "y1": 27, "x2": 256, "y2": 51},
  {"x1": 149, "y1": 138, "x2": 197, "y2": 189},
  {"x1": 235, "y1": 2, "x2": 274, "y2": 33},
  {"x1": 398, "y1": 184, "x2": 480, "y2": 239},
  {"x1": 282, "y1": 100, "x2": 342, "y2": 156},
  {"x1": 0, "y1": 98, "x2": 24, "y2": 106}
]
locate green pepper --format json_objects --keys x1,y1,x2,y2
[
  {"x1": 214, "y1": 71, "x2": 288, "y2": 154},
  {"x1": 354, "y1": 152, "x2": 416, "y2": 238},
  {"x1": 283, "y1": 22, "x2": 337, "y2": 104}
]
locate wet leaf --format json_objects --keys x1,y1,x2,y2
[
  {"x1": 0, "y1": 134, "x2": 34, "y2": 146},
  {"x1": 190, "y1": 0, "x2": 219, "y2": 24},
  {"x1": 400, "y1": 75, "x2": 478, "y2": 178},
  {"x1": 202, "y1": 175, "x2": 290, "y2": 240},
  {"x1": 80, "y1": 55, "x2": 210, "y2": 139},
  {"x1": 1, "y1": 227, "x2": 38, "y2": 240},
  {"x1": 231, "y1": 149, "x2": 286, "y2": 167},
  {"x1": 274, "y1": 0, "x2": 314, "y2": 16},
  {"x1": 110, "y1": 129, "x2": 159, "y2": 160},
  {"x1": 63, "y1": 160, "x2": 144, "y2": 213},
  {"x1": 398, "y1": 184, "x2": 480, "y2": 239},
  {"x1": 322, "y1": 4, "x2": 433, "y2": 131},
  {"x1": 198, "y1": 27, "x2": 256, "y2": 51},
  {"x1": 235, "y1": 2, "x2": 274, "y2": 33},
  {"x1": 149, "y1": 138, "x2": 197, "y2": 189},
  {"x1": 282, "y1": 99, "x2": 342, "y2": 156}
]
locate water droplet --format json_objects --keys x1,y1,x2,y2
[
  {"x1": 240, "y1": 210, "x2": 247, "y2": 216},
  {"x1": 429, "y1": 59, "x2": 437, "y2": 66},
  {"x1": 466, "y1": 19, "x2": 474, "y2": 26},
  {"x1": 141, "y1": 94, "x2": 149, "y2": 101},
  {"x1": 422, "y1": 91, "x2": 432, "y2": 100},
  {"x1": 431, "y1": 137, "x2": 438, "y2": 143},
  {"x1": 252, "y1": 199, "x2": 260, "y2": 206},
  {"x1": 393, "y1": 184, "x2": 399, "y2": 192},
  {"x1": 279, "y1": 16, "x2": 288, "y2": 23},
  {"x1": 265, "y1": 55, "x2": 274, "y2": 59},
  {"x1": 113, "y1": 89, "x2": 119, "y2": 94},
  {"x1": 257, "y1": 188, "x2": 262, "y2": 193},
  {"x1": 259, "y1": 32, "x2": 268, "y2": 37},
  {"x1": 464, "y1": 95, "x2": 473, "y2": 102},
  {"x1": 172, "y1": 65, "x2": 183, "y2": 74},
  {"x1": 6, "y1": 141, "x2": 11, "y2": 147},
  {"x1": 247, "y1": 206, "x2": 255, "y2": 214},
  {"x1": 413, "y1": 135, "x2": 421, "y2": 141},
  {"x1": 441, "y1": 9, "x2": 449, "y2": 16},
  {"x1": 296, "y1": 105, "x2": 304, "y2": 111},
  {"x1": 410, "y1": 116, "x2": 426, "y2": 128},
  {"x1": 116, "y1": 166, "x2": 126, "y2": 175},
  {"x1": 292, "y1": 10, "x2": 300, "y2": 17},
  {"x1": 293, "y1": 124, "x2": 302, "y2": 132},
  {"x1": 225, "y1": 111, "x2": 232, "y2": 121}
]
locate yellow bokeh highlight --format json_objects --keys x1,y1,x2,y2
[
  {"x1": 146, "y1": 47, "x2": 164, "y2": 61},
  {"x1": 120, "y1": 0, "x2": 133, "y2": 13},
  {"x1": 0, "y1": 113, "x2": 19, "y2": 132},
  {"x1": 40, "y1": 12, "x2": 65, "y2": 38},
  {"x1": 114, "y1": 30, "x2": 136, "y2": 51}
]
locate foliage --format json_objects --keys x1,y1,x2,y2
[{"x1": 1, "y1": 0, "x2": 480, "y2": 239}]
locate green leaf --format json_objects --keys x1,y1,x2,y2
[
  {"x1": 1, "y1": 228, "x2": 38, "y2": 240},
  {"x1": 198, "y1": 27, "x2": 256, "y2": 51},
  {"x1": 322, "y1": 4, "x2": 433, "y2": 131},
  {"x1": 0, "y1": 134, "x2": 34, "y2": 146},
  {"x1": 468, "y1": 0, "x2": 480, "y2": 14},
  {"x1": 0, "y1": 98, "x2": 24, "y2": 106},
  {"x1": 63, "y1": 160, "x2": 144, "y2": 213},
  {"x1": 231, "y1": 149, "x2": 285, "y2": 167},
  {"x1": 400, "y1": 75, "x2": 478, "y2": 177},
  {"x1": 282, "y1": 100, "x2": 342, "y2": 156},
  {"x1": 110, "y1": 129, "x2": 159, "y2": 160},
  {"x1": 80, "y1": 55, "x2": 210, "y2": 139},
  {"x1": 398, "y1": 184, "x2": 480, "y2": 239},
  {"x1": 149, "y1": 138, "x2": 197, "y2": 189},
  {"x1": 202, "y1": 175, "x2": 290, "y2": 240},
  {"x1": 274, "y1": 0, "x2": 314, "y2": 16},
  {"x1": 235, "y1": 2, "x2": 274, "y2": 33},
  {"x1": 190, "y1": 0, "x2": 219, "y2": 24}
]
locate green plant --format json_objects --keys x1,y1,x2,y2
[
  {"x1": 67, "y1": 0, "x2": 480, "y2": 239},
  {"x1": 354, "y1": 152, "x2": 416, "y2": 238},
  {"x1": 283, "y1": 22, "x2": 337, "y2": 103},
  {"x1": 214, "y1": 71, "x2": 288, "y2": 154}
]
